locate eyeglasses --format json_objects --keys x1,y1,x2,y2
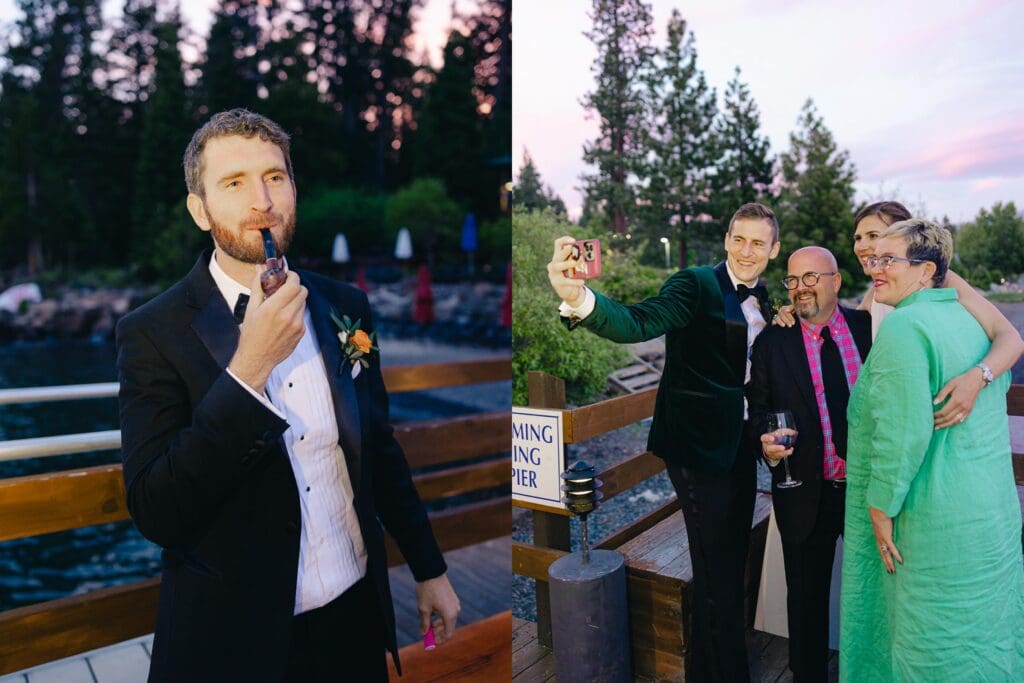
[
  {"x1": 864, "y1": 255, "x2": 928, "y2": 270},
  {"x1": 781, "y1": 271, "x2": 837, "y2": 290}
]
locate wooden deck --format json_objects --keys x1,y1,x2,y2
[
  {"x1": 513, "y1": 617, "x2": 838, "y2": 683},
  {"x1": 0, "y1": 536, "x2": 510, "y2": 682}
]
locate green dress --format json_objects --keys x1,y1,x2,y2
[{"x1": 840, "y1": 288, "x2": 1024, "y2": 681}]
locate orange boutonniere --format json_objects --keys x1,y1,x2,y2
[{"x1": 330, "y1": 311, "x2": 379, "y2": 379}]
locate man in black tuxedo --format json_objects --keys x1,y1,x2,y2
[
  {"x1": 747, "y1": 246, "x2": 871, "y2": 682},
  {"x1": 116, "y1": 109, "x2": 459, "y2": 682},
  {"x1": 547, "y1": 203, "x2": 782, "y2": 682}
]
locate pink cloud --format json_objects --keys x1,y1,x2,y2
[
  {"x1": 899, "y1": 0, "x2": 1012, "y2": 51},
  {"x1": 865, "y1": 117, "x2": 1024, "y2": 182},
  {"x1": 971, "y1": 178, "x2": 1006, "y2": 191}
]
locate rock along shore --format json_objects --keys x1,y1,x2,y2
[{"x1": 0, "y1": 280, "x2": 511, "y2": 347}]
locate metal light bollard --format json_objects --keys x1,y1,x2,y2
[{"x1": 548, "y1": 461, "x2": 632, "y2": 682}]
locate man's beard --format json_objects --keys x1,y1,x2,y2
[
  {"x1": 793, "y1": 291, "x2": 820, "y2": 320},
  {"x1": 206, "y1": 204, "x2": 296, "y2": 264}
]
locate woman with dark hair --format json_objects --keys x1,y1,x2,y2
[{"x1": 839, "y1": 219, "x2": 1024, "y2": 680}]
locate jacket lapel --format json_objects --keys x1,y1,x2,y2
[
  {"x1": 713, "y1": 262, "x2": 750, "y2": 385},
  {"x1": 843, "y1": 306, "x2": 872, "y2": 361},
  {"x1": 186, "y1": 251, "x2": 240, "y2": 370},
  {"x1": 780, "y1": 322, "x2": 820, "y2": 420},
  {"x1": 303, "y1": 274, "x2": 363, "y2": 491}
]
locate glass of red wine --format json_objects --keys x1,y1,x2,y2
[{"x1": 769, "y1": 410, "x2": 801, "y2": 489}]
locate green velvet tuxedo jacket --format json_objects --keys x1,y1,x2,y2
[{"x1": 569, "y1": 262, "x2": 770, "y2": 472}]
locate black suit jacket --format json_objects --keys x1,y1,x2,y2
[
  {"x1": 116, "y1": 251, "x2": 445, "y2": 682},
  {"x1": 746, "y1": 306, "x2": 871, "y2": 544},
  {"x1": 574, "y1": 261, "x2": 772, "y2": 472}
]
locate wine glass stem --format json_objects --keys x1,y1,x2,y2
[{"x1": 782, "y1": 457, "x2": 793, "y2": 483}]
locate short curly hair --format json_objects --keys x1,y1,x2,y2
[
  {"x1": 183, "y1": 109, "x2": 293, "y2": 197},
  {"x1": 882, "y1": 218, "x2": 953, "y2": 288}
]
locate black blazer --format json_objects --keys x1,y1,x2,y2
[
  {"x1": 116, "y1": 251, "x2": 445, "y2": 682},
  {"x1": 575, "y1": 262, "x2": 771, "y2": 472},
  {"x1": 746, "y1": 306, "x2": 871, "y2": 544}
]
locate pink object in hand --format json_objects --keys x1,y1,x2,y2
[{"x1": 423, "y1": 627, "x2": 436, "y2": 651}]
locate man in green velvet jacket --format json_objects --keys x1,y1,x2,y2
[{"x1": 547, "y1": 203, "x2": 781, "y2": 682}]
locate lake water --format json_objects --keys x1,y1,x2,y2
[{"x1": 0, "y1": 337, "x2": 510, "y2": 611}]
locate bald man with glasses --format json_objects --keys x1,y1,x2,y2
[{"x1": 746, "y1": 246, "x2": 872, "y2": 682}]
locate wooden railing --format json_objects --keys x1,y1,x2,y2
[
  {"x1": 0, "y1": 357, "x2": 512, "y2": 675},
  {"x1": 512, "y1": 372, "x2": 1024, "y2": 654}
]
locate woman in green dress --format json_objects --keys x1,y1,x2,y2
[{"x1": 840, "y1": 219, "x2": 1024, "y2": 681}]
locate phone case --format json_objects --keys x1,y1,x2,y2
[{"x1": 566, "y1": 239, "x2": 602, "y2": 279}]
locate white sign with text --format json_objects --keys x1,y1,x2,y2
[{"x1": 511, "y1": 407, "x2": 566, "y2": 510}]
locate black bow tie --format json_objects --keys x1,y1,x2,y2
[
  {"x1": 736, "y1": 283, "x2": 768, "y2": 305},
  {"x1": 233, "y1": 293, "x2": 250, "y2": 324}
]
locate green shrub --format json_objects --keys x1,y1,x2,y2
[
  {"x1": 477, "y1": 216, "x2": 511, "y2": 269},
  {"x1": 386, "y1": 178, "x2": 462, "y2": 265},
  {"x1": 969, "y1": 266, "x2": 993, "y2": 291},
  {"x1": 295, "y1": 186, "x2": 391, "y2": 261},
  {"x1": 593, "y1": 242, "x2": 669, "y2": 303},
  {"x1": 512, "y1": 208, "x2": 629, "y2": 405}
]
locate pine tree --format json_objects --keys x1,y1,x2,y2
[
  {"x1": 580, "y1": 0, "x2": 655, "y2": 235},
  {"x1": 414, "y1": 31, "x2": 485, "y2": 214},
  {"x1": 515, "y1": 150, "x2": 566, "y2": 215},
  {"x1": 458, "y1": 0, "x2": 511, "y2": 162},
  {"x1": 0, "y1": 0, "x2": 105, "y2": 271},
  {"x1": 710, "y1": 67, "x2": 774, "y2": 226},
  {"x1": 638, "y1": 10, "x2": 716, "y2": 266},
  {"x1": 198, "y1": 0, "x2": 262, "y2": 114},
  {"x1": 455, "y1": 0, "x2": 511, "y2": 217},
  {"x1": 131, "y1": 12, "x2": 196, "y2": 275},
  {"x1": 775, "y1": 99, "x2": 859, "y2": 290}
]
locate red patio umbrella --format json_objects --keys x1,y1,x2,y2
[
  {"x1": 413, "y1": 264, "x2": 434, "y2": 325},
  {"x1": 501, "y1": 263, "x2": 511, "y2": 328}
]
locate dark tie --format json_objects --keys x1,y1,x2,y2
[
  {"x1": 233, "y1": 293, "x2": 250, "y2": 324},
  {"x1": 820, "y1": 326, "x2": 850, "y2": 459}
]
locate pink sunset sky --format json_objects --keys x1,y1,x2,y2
[{"x1": 514, "y1": 0, "x2": 1024, "y2": 223}]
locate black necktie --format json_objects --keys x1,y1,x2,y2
[
  {"x1": 233, "y1": 293, "x2": 250, "y2": 324},
  {"x1": 820, "y1": 326, "x2": 850, "y2": 459},
  {"x1": 736, "y1": 283, "x2": 768, "y2": 306}
]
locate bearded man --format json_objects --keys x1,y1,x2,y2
[{"x1": 115, "y1": 109, "x2": 459, "y2": 682}]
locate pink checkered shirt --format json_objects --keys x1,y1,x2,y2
[{"x1": 799, "y1": 308, "x2": 861, "y2": 480}]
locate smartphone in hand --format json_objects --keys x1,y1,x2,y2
[{"x1": 564, "y1": 239, "x2": 602, "y2": 279}]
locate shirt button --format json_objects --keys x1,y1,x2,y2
[
  {"x1": 300, "y1": 435, "x2": 305, "y2": 441},
  {"x1": 306, "y1": 486, "x2": 311, "y2": 492},
  {"x1": 288, "y1": 382, "x2": 293, "y2": 388}
]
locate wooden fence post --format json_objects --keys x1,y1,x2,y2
[{"x1": 527, "y1": 371, "x2": 571, "y2": 648}]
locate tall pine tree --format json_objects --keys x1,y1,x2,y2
[
  {"x1": 580, "y1": 0, "x2": 655, "y2": 235},
  {"x1": 414, "y1": 31, "x2": 485, "y2": 214},
  {"x1": 198, "y1": 0, "x2": 262, "y2": 114},
  {"x1": 639, "y1": 10, "x2": 716, "y2": 266},
  {"x1": 0, "y1": 0, "x2": 106, "y2": 271},
  {"x1": 709, "y1": 66, "x2": 774, "y2": 227},
  {"x1": 131, "y1": 11, "x2": 197, "y2": 277},
  {"x1": 775, "y1": 99, "x2": 859, "y2": 290},
  {"x1": 515, "y1": 150, "x2": 566, "y2": 215}
]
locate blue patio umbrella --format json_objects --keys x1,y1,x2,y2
[
  {"x1": 461, "y1": 213, "x2": 478, "y2": 252},
  {"x1": 461, "y1": 213, "x2": 478, "y2": 277}
]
